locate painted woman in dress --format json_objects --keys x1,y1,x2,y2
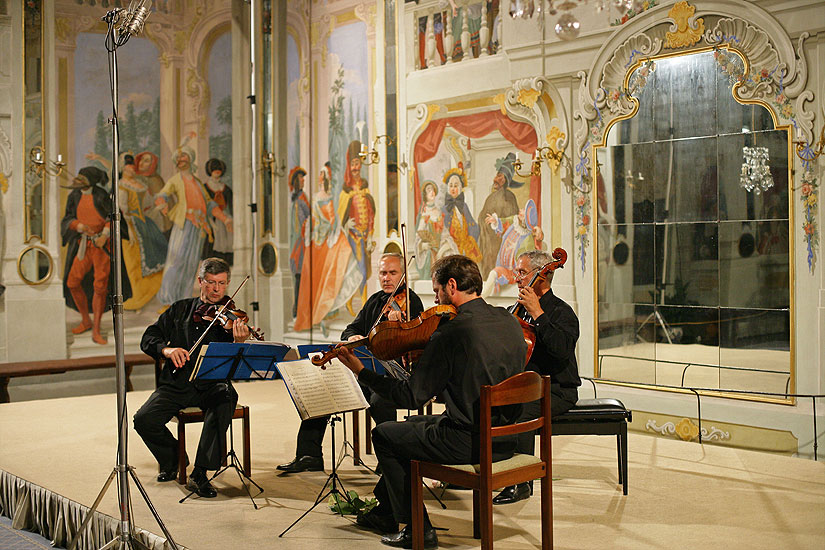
[
  {"x1": 440, "y1": 164, "x2": 481, "y2": 263},
  {"x1": 414, "y1": 180, "x2": 444, "y2": 279},
  {"x1": 118, "y1": 155, "x2": 168, "y2": 310},
  {"x1": 134, "y1": 151, "x2": 171, "y2": 237},
  {"x1": 202, "y1": 158, "x2": 234, "y2": 265}
]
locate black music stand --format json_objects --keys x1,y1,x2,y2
[
  {"x1": 277, "y1": 357, "x2": 368, "y2": 537},
  {"x1": 180, "y1": 341, "x2": 291, "y2": 508}
]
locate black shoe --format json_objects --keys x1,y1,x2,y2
[
  {"x1": 185, "y1": 473, "x2": 217, "y2": 498},
  {"x1": 276, "y1": 455, "x2": 324, "y2": 473},
  {"x1": 157, "y1": 453, "x2": 188, "y2": 483},
  {"x1": 356, "y1": 508, "x2": 398, "y2": 534},
  {"x1": 492, "y1": 482, "x2": 532, "y2": 505},
  {"x1": 380, "y1": 525, "x2": 438, "y2": 549}
]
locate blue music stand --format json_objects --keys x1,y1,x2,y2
[{"x1": 183, "y1": 342, "x2": 291, "y2": 508}]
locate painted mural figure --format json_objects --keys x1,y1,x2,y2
[
  {"x1": 294, "y1": 163, "x2": 354, "y2": 332},
  {"x1": 440, "y1": 164, "x2": 481, "y2": 263},
  {"x1": 337, "y1": 140, "x2": 376, "y2": 315},
  {"x1": 118, "y1": 155, "x2": 167, "y2": 311},
  {"x1": 482, "y1": 198, "x2": 544, "y2": 297},
  {"x1": 61, "y1": 166, "x2": 131, "y2": 345},
  {"x1": 478, "y1": 152, "x2": 520, "y2": 277},
  {"x1": 134, "y1": 151, "x2": 171, "y2": 237},
  {"x1": 288, "y1": 166, "x2": 310, "y2": 318},
  {"x1": 414, "y1": 180, "x2": 444, "y2": 279},
  {"x1": 155, "y1": 140, "x2": 213, "y2": 306},
  {"x1": 202, "y1": 158, "x2": 234, "y2": 266}
]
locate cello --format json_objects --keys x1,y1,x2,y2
[{"x1": 508, "y1": 247, "x2": 568, "y2": 364}]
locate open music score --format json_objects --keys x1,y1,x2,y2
[{"x1": 276, "y1": 358, "x2": 369, "y2": 421}]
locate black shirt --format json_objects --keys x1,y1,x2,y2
[
  {"x1": 515, "y1": 289, "x2": 580, "y2": 389},
  {"x1": 140, "y1": 297, "x2": 235, "y2": 389},
  {"x1": 341, "y1": 287, "x2": 425, "y2": 340},
  {"x1": 358, "y1": 297, "x2": 526, "y2": 429}
]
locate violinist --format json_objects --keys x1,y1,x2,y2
[
  {"x1": 134, "y1": 257, "x2": 251, "y2": 498},
  {"x1": 492, "y1": 249, "x2": 581, "y2": 505},
  {"x1": 336, "y1": 255, "x2": 525, "y2": 549},
  {"x1": 277, "y1": 253, "x2": 424, "y2": 474}
]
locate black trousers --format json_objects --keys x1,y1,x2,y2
[
  {"x1": 133, "y1": 381, "x2": 238, "y2": 471},
  {"x1": 294, "y1": 383, "x2": 397, "y2": 458},
  {"x1": 371, "y1": 415, "x2": 514, "y2": 526},
  {"x1": 515, "y1": 384, "x2": 578, "y2": 455}
]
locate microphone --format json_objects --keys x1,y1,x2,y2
[{"x1": 120, "y1": 0, "x2": 152, "y2": 37}]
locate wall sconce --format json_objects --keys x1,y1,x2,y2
[
  {"x1": 261, "y1": 151, "x2": 286, "y2": 177},
  {"x1": 29, "y1": 146, "x2": 66, "y2": 177},
  {"x1": 512, "y1": 145, "x2": 565, "y2": 178},
  {"x1": 359, "y1": 135, "x2": 394, "y2": 166},
  {"x1": 795, "y1": 123, "x2": 825, "y2": 163}
]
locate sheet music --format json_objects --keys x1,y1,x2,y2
[{"x1": 276, "y1": 358, "x2": 369, "y2": 420}]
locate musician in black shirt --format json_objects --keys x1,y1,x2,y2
[
  {"x1": 277, "y1": 253, "x2": 424, "y2": 473},
  {"x1": 135, "y1": 258, "x2": 251, "y2": 498},
  {"x1": 492, "y1": 249, "x2": 580, "y2": 505},
  {"x1": 337, "y1": 255, "x2": 526, "y2": 549}
]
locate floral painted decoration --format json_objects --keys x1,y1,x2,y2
[
  {"x1": 611, "y1": 0, "x2": 658, "y2": 27},
  {"x1": 714, "y1": 46, "x2": 819, "y2": 271}
]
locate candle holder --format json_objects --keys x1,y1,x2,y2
[
  {"x1": 29, "y1": 146, "x2": 66, "y2": 177},
  {"x1": 359, "y1": 135, "x2": 393, "y2": 166}
]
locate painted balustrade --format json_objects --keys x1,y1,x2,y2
[{"x1": 411, "y1": 0, "x2": 499, "y2": 70}]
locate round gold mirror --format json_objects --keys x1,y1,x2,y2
[
  {"x1": 258, "y1": 242, "x2": 278, "y2": 276},
  {"x1": 17, "y1": 245, "x2": 53, "y2": 285}
]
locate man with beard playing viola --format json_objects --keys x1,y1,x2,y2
[
  {"x1": 277, "y1": 253, "x2": 424, "y2": 474},
  {"x1": 134, "y1": 257, "x2": 251, "y2": 498},
  {"x1": 336, "y1": 255, "x2": 526, "y2": 549}
]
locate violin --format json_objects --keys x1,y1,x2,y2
[
  {"x1": 194, "y1": 296, "x2": 265, "y2": 341},
  {"x1": 311, "y1": 304, "x2": 457, "y2": 367},
  {"x1": 508, "y1": 247, "x2": 568, "y2": 364}
]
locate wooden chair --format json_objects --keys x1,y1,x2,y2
[
  {"x1": 172, "y1": 405, "x2": 251, "y2": 485},
  {"x1": 410, "y1": 372, "x2": 552, "y2": 550}
]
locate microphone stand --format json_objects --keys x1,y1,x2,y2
[{"x1": 69, "y1": 6, "x2": 179, "y2": 550}]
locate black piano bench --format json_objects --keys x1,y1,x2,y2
[{"x1": 552, "y1": 398, "x2": 632, "y2": 495}]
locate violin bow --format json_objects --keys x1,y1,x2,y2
[
  {"x1": 187, "y1": 275, "x2": 250, "y2": 356},
  {"x1": 401, "y1": 223, "x2": 411, "y2": 322}
]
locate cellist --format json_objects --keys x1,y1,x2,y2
[
  {"x1": 492, "y1": 249, "x2": 581, "y2": 505},
  {"x1": 277, "y1": 253, "x2": 424, "y2": 474}
]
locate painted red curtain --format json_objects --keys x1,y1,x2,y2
[{"x1": 412, "y1": 110, "x2": 540, "y2": 221}]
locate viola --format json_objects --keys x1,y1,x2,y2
[
  {"x1": 194, "y1": 296, "x2": 265, "y2": 341},
  {"x1": 311, "y1": 304, "x2": 457, "y2": 367},
  {"x1": 508, "y1": 247, "x2": 568, "y2": 364}
]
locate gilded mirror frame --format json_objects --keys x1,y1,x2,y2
[
  {"x1": 578, "y1": 2, "x2": 813, "y2": 405},
  {"x1": 17, "y1": 244, "x2": 53, "y2": 285},
  {"x1": 23, "y1": 0, "x2": 46, "y2": 244}
]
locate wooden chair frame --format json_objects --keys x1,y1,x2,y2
[
  {"x1": 410, "y1": 372, "x2": 552, "y2": 550},
  {"x1": 173, "y1": 405, "x2": 251, "y2": 485}
]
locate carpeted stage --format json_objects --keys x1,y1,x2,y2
[{"x1": 1, "y1": 380, "x2": 823, "y2": 550}]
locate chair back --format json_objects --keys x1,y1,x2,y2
[{"x1": 479, "y1": 371, "x2": 550, "y2": 472}]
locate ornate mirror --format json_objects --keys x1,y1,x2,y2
[
  {"x1": 258, "y1": 242, "x2": 278, "y2": 276},
  {"x1": 24, "y1": 0, "x2": 45, "y2": 243},
  {"x1": 17, "y1": 245, "x2": 53, "y2": 285}
]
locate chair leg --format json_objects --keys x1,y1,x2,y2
[
  {"x1": 479, "y1": 487, "x2": 493, "y2": 550},
  {"x1": 472, "y1": 490, "x2": 481, "y2": 539},
  {"x1": 352, "y1": 410, "x2": 361, "y2": 466},
  {"x1": 541, "y1": 471, "x2": 553, "y2": 550},
  {"x1": 177, "y1": 420, "x2": 187, "y2": 485},
  {"x1": 365, "y1": 410, "x2": 373, "y2": 455},
  {"x1": 620, "y1": 422, "x2": 629, "y2": 495},
  {"x1": 242, "y1": 407, "x2": 251, "y2": 477},
  {"x1": 411, "y1": 461, "x2": 424, "y2": 550}
]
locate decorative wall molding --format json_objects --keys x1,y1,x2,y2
[{"x1": 646, "y1": 418, "x2": 731, "y2": 442}]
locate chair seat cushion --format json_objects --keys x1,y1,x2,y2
[
  {"x1": 437, "y1": 453, "x2": 542, "y2": 475},
  {"x1": 554, "y1": 398, "x2": 631, "y2": 423}
]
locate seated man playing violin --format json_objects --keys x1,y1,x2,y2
[
  {"x1": 492, "y1": 249, "x2": 580, "y2": 505},
  {"x1": 134, "y1": 257, "x2": 251, "y2": 498},
  {"x1": 336, "y1": 255, "x2": 526, "y2": 549},
  {"x1": 278, "y1": 253, "x2": 424, "y2": 474}
]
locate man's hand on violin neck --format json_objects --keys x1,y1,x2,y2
[
  {"x1": 232, "y1": 319, "x2": 251, "y2": 342},
  {"x1": 336, "y1": 346, "x2": 364, "y2": 375},
  {"x1": 163, "y1": 347, "x2": 190, "y2": 369}
]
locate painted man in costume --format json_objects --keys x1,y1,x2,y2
[
  {"x1": 288, "y1": 166, "x2": 310, "y2": 318},
  {"x1": 338, "y1": 140, "x2": 376, "y2": 315},
  {"x1": 155, "y1": 141, "x2": 213, "y2": 306},
  {"x1": 61, "y1": 166, "x2": 130, "y2": 345},
  {"x1": 482, "y1": 198, "x2": 544, "y2": 297},
  {"x1": 478, "y1": 152, "x2": 520, "y2": 277}
]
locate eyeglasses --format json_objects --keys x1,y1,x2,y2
[{"x1": 514, "y1": 267, "x2": 539, "y2": 280}]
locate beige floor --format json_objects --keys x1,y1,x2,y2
[{"x1": 1, "y1": 381, "x2": 824, "y2": 550}]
